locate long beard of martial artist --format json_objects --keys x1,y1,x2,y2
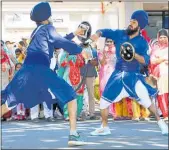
[{"x1": 126, "y1": 26, "x2": 139, "y2": 36}]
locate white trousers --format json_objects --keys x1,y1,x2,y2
[
  {"x1": 30, "y1": 102, "x2": 53, "y2": 119},
  {"x1": 100, "y1": 80, "x2": 152, "y2": 109}
]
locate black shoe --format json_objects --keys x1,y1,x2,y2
[
  {"x1": 89, "y1": 115, "x2": 100, "y2": 120},
  {"x1": 1, "y1": 118, "x2": 6, "y2": 121},
  {"x1": 46, "y1": 117, "x2": 55, "y2": 122},
  {"x1": 68, "y1": 134, "x2": 86, "y2": 147},
  {"x1": 77, "y1": 117, "x2": 85, "y2": 121},
  {"x1": 64, "y1": 118, "x2": 69, "y2": 121}
]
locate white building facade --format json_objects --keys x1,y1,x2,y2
[{"x1": 1, "y1": 1, "x2": 168, "y2": 41}]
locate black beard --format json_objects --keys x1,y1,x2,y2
[{"x1": 126, "y1": 26, "x2": 139, "y2": 35}]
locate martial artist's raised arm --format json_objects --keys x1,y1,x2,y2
[
  {"x1": 48, "y1": 25, "x2": 82, "y2": 55},
  {"x1": 64, "y1": 27, "x2": 85, "y2": 40},
  {"x1": 91, "y1": 29, "x2": 121, "y2": 42},
  {"x1": 64, "y1": 33, "x2": 75, "y2": 41}
]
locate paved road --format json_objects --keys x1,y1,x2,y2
[{"x1": 1, "y1": 119, "x2": 168, "y2": 149}]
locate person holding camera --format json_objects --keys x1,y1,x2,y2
[{"x1": 80, "y1": 42, "x2": 99, "y2": 120}]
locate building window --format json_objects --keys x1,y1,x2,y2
[{"x1": 145, "y1": 11, "x2": 168, "y2": 39}]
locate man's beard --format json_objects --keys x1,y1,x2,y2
[{"x1": 126, "y1": 26, "x2": 139, "y2": 35}]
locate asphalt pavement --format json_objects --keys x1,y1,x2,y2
[{"x1": 1, "y1": 119, "x2": 168, "y2": 149}]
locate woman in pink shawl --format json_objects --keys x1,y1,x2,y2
[
  {"x1": 150, "y1": 29, "x2": 168, "y2": 121},
  {"x1": 97, "y1": 38, "x2": 117, "y2": 117},
  {"x1": 98, "y1": 39, "x2": 116, "y2": 95}
]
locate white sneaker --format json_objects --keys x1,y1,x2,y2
[
  {"x1": 90, "y1": 127, "x2": 111, "y2": 136},
  {"x1": 157, "y1": 119, "x2": 168, "y2": 135},
  {"x1": 144, "y1": 118, "x2": 150, "y2": 121},
  {"x1": 132, "y1": 117, "x2": 140, "y2": 122},
  {"x1": 164, "y1": 117, "x2": 168, "y2": 121}
]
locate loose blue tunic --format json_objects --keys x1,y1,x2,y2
[
  {"x1": 97, "y1": 29, "x2": 158, "y2": 102},
  {"x1": 2, "y1": 24, "x2": 82, "y2": 110}
]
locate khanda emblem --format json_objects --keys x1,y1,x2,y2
[{"x1": 120, "y1": 42, "x2": 135, "y2": 62}]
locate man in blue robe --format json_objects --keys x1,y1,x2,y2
[
  {"x1": 1, "y1": 2, "x2": 86, "y2": 146},
  {"x1": 90, "y1": 10, "x2": 168, "y2": 136}
]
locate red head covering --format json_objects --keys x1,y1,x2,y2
[
  {"x1": 141, "y1": 29, "x2": 151, "y2": 43},
  {"x1": 1, "y1": 48, "x2": 10, "y2": 64}
]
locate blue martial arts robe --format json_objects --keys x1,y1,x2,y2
[
  {"x1": 2, "y1": 24, "x2": 82, "y2": 110},
  {"x1": 97, "y1": 29, "x2": 158, "y2": 103}
]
